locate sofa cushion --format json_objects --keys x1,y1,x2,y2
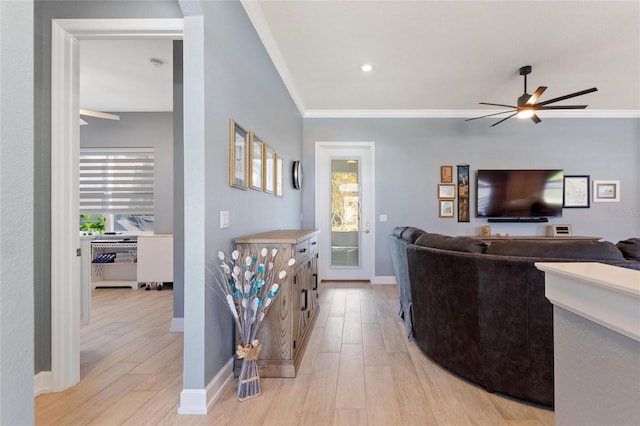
[
  {"x1": 414, "y1": 232, "x2": 449, "y2": 247},
  {"x1": 392, "y1": 226, "x2": 407, "y2": 238},
  {"x1": 485, "y1": 240, "x2": 624, "y2": 260},
  {"x1": 415, "y1": 233, "x2": 487, "y2": 254},
  {"x1": 400, "y1": 226, "x2": 426, "y2": 243},
  {"x1": 616, "y1": 238, "x2": 640, "y2": 260}
]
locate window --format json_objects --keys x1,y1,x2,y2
[{"x1": 80, "y1": 148, "x2": 154, "y2": 233}]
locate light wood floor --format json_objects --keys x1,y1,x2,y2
[{"x1": 35, "y1": 282, "x2": 554, "y2": 425}]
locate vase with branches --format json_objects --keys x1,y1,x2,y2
[{"x1": 212, "y1": 247, "x2": 295, "y2": 401}]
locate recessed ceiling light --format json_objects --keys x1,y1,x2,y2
[{"x1": 360, "y1": 64, "x2": 373, "y2": 73}]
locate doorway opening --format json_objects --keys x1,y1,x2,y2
[
  {"x1": 315, "y1": 142, "x2": 375, "y2": 282},
  {"x1": 50, "y1": 18, "x2": 183, "y2": 393}
]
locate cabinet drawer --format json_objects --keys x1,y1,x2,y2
[
  {"x1": 308, "y1": 235, "x2": 319, "y2": 254},
  {"x1": 294, "y1": 240, "x2": 309, "y2": 262}
]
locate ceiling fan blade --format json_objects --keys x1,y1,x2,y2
[
  {"x1": 527, "y1": 86, "x2": 547, "y2": 105},
  {"x1": 490, "y1": 112, "x2": 518, "y2": 127},
  {"x1": 536, "y1": 105, "x2": 588, "y2": 110},
  {"x1": 530, "y1": 113, "x2": 542, "y2": 124},
  {"x1": 535, "y1": 87, "x2": 598, "y2": 107},
  {"x1": 465, "y1": 110, "x2": 517, "y2": 121},
  {"x1": 479, "y1": 102, "x2": 518, "y2": 109},
  {"x1": 79, "y1": 109, "x2": 120, "y2": 121}
]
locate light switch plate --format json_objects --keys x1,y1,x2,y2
[
  {"x1": 220, "y1": 210, "x2": 230, "y2": 229},
  {"x1": 379, "y1": 214, "x2": 388, "y2": 222}
]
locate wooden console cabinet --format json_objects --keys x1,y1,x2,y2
[{"x1": 234, "y1": 229, "x2": 319, "y2": 378}]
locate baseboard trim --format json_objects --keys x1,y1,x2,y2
[
  {"x1": 178, "y1": 389, "x2": 207, "y2": 415},
  {"x1": 178, "y1": 356, "x2": 234, "y2": 415},
  {"x1": 170, "y1": 317, "x2": 184, "y2": 333},
  {"x1": 205, "y1": 357, "x2": 234, "y2": 409},
  {"x1": 372, "y1": 275, "x2": 397, "y2": 285},
  {"x1": 34, "y1": 371, "x2": 52, "y2": 396}
]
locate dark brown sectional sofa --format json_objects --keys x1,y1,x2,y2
[{"x1": 388, "y1": 227, "x2": 640, "y2": 406}]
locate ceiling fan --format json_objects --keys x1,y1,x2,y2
[
  {"x1": 79, "y1": 109, "x2": 120, "y2": 126},
  {"x1": 466, "y1": 65, "x2": 598, "y2": 127}
]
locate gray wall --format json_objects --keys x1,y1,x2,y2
[
  {"x1": 173, "y1": 40, "x2": 185, "y2": 319},
  {"x1": 80, "y1": 112, "x2": 174, "y2": 234},
  {"x1": 34, "y1": 0, "x2": 183, "y2": 374},
  {"x1": 303, "y1": 117, "x2": 640, "y2": 277},
  {"x1": 1, "y1": 1, "x2": 35, "y2": 423},
  {"x1": 194, "y1": 1, "x2": 303, "y2": 385}
]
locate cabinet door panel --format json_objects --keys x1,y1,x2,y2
[
  {"x1": 292, "y1": 266, "x2": 302, "y2": 356},
  {"x1": 311, "y1": 253, "x2": 319, "y2": 312},
  {"x1": 257, "y1": 278, "x2": 292, "y2": 359}
]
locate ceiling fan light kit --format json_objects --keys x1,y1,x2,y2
[{"x1": 467, "y1": 65, "x2": 598, "y2": 127}]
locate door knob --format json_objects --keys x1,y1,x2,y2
[{"x1": 363, "y1": 229, "x2": 370, "y2": 234}]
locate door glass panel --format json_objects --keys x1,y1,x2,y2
[{"x1": 331, "y1": 159, "x2": 360, "y2": 267}]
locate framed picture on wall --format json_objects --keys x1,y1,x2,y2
[
  {"x1": 263, "y1": 144, "x2": 275, "y2": 194},
  {"x1": 564, "y1": 175, "x2": 590, "y2": 208},
  {"x1": 275, "y1": 156, "x2": 283, "y2": 198},
  {"x1": 441, "y1": 165, "x2": 453, "y2": 183},
  {"x1": 248, "y1": 132, "x2": 264, "y2": 191},
  {"x1": 457, "y1": 164, "x2": 470, "y2": 222},
  {"x1": 438, "y1": 184, "x2": 456, "y2": 199},
  {"x1": 229, "y1": 119, "x2": 248, "y2": 190},
  {"x1": 439, "y1": 200, "x2": 454, "y2": 218},
  {"x1": 593, "y1": 180, "x2": 620, "y2": 202}
]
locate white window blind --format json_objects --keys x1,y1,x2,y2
[{"x1": 80, "y1": 148, "x2": 154, "y2": 215}]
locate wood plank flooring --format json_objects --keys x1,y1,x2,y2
[{"x1": 35, "y1": 282, "x2": 554, "y2": 425}]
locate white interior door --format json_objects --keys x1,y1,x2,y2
[{"x1": 315, "y1": 142, "x2": 375, "y2": 281}]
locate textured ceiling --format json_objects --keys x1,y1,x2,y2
[
  {"x1": 243, "y1": 0, "x2": 640, "y2": 117},
  {"x1": 79, "y1": 38, "x2": 173, "y2": 112},
  {"x1": 79, "y1": 1, "x2": 640, "y2": 119}
]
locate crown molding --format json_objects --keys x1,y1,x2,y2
[
  {"x1": 241, "y1": 1, "x2": 307, "y2": 115},
  {"x1": 303, "y1": 109, "x2": 640, "y2": 119}
]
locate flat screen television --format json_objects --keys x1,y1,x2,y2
[{"x1": 476, "y1": 169, "x2": 564, "y2": 219}]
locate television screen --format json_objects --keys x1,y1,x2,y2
[{"x1": 476, "y1": 169, "x2": 564, "y2": 218}]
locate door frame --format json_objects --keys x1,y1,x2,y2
[
  {"x1": 314, "y1": 141, "x2": 375, "y2": 281},
  {"x1": 50, "y1": 18, "x2": 183, "y2": 392}
]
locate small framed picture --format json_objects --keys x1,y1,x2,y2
[
  {"x1": 593, "y1": 180, "x2": 620, "y2": 202},
  {"x1": 563, "y1": 175, "x2": 590, "y2": 208},
  {"x1": 275, "y1": 156, "x2": 283, "y2": 198},
  {"x1": 441, "y1": 165, "x2": 453, "y2": 183},
  {"x1": 439, "y1": 200, "x2": 455, "y2": 218},
  {"x1": 229, "y1": 119, "x2": 248, "y2": 190},
  {"x1": 248, "y1": 132, "x2": 263, "y2": 191},
  {"x1": 263, "y1": 144, "x2": 275, "y2": 194},
  {"x1": 438, "y1": 184, "x2": 456, "y2": 199}
]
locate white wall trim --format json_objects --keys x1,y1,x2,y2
[
  {"x1": 170, "y1": 317, "x2": 184, "y2": 333},
  {"x1": 177, "y1": 389, "x2": 207, "y2": 415},
  {"x1": 178, "y1": 357, "x2": 234, "y2": 415},
  {"x1": 205, "y1": 357, "x2": 235, "y2": 410},
  {"x1": 51, "y1": 18, "x2": 183, "y2": 38},
  {"x1": 241, "y1": 1, "x2": 306, "y2": 115},
  {"x1": 303, "y1": 109, "x2": 640, "y2": 119},
  {"x1": 34, "y1": 371, "x2": 52, "y2": 397},
  {"x1": 50, "y1": 18, "x2": 184, "y2": 393},
  {"x1": 372, "y1": 276, "x2": 397, "y2": 285},
  {"x1": 51, "y1": 20, "x2": 81, "y2": 392}
]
